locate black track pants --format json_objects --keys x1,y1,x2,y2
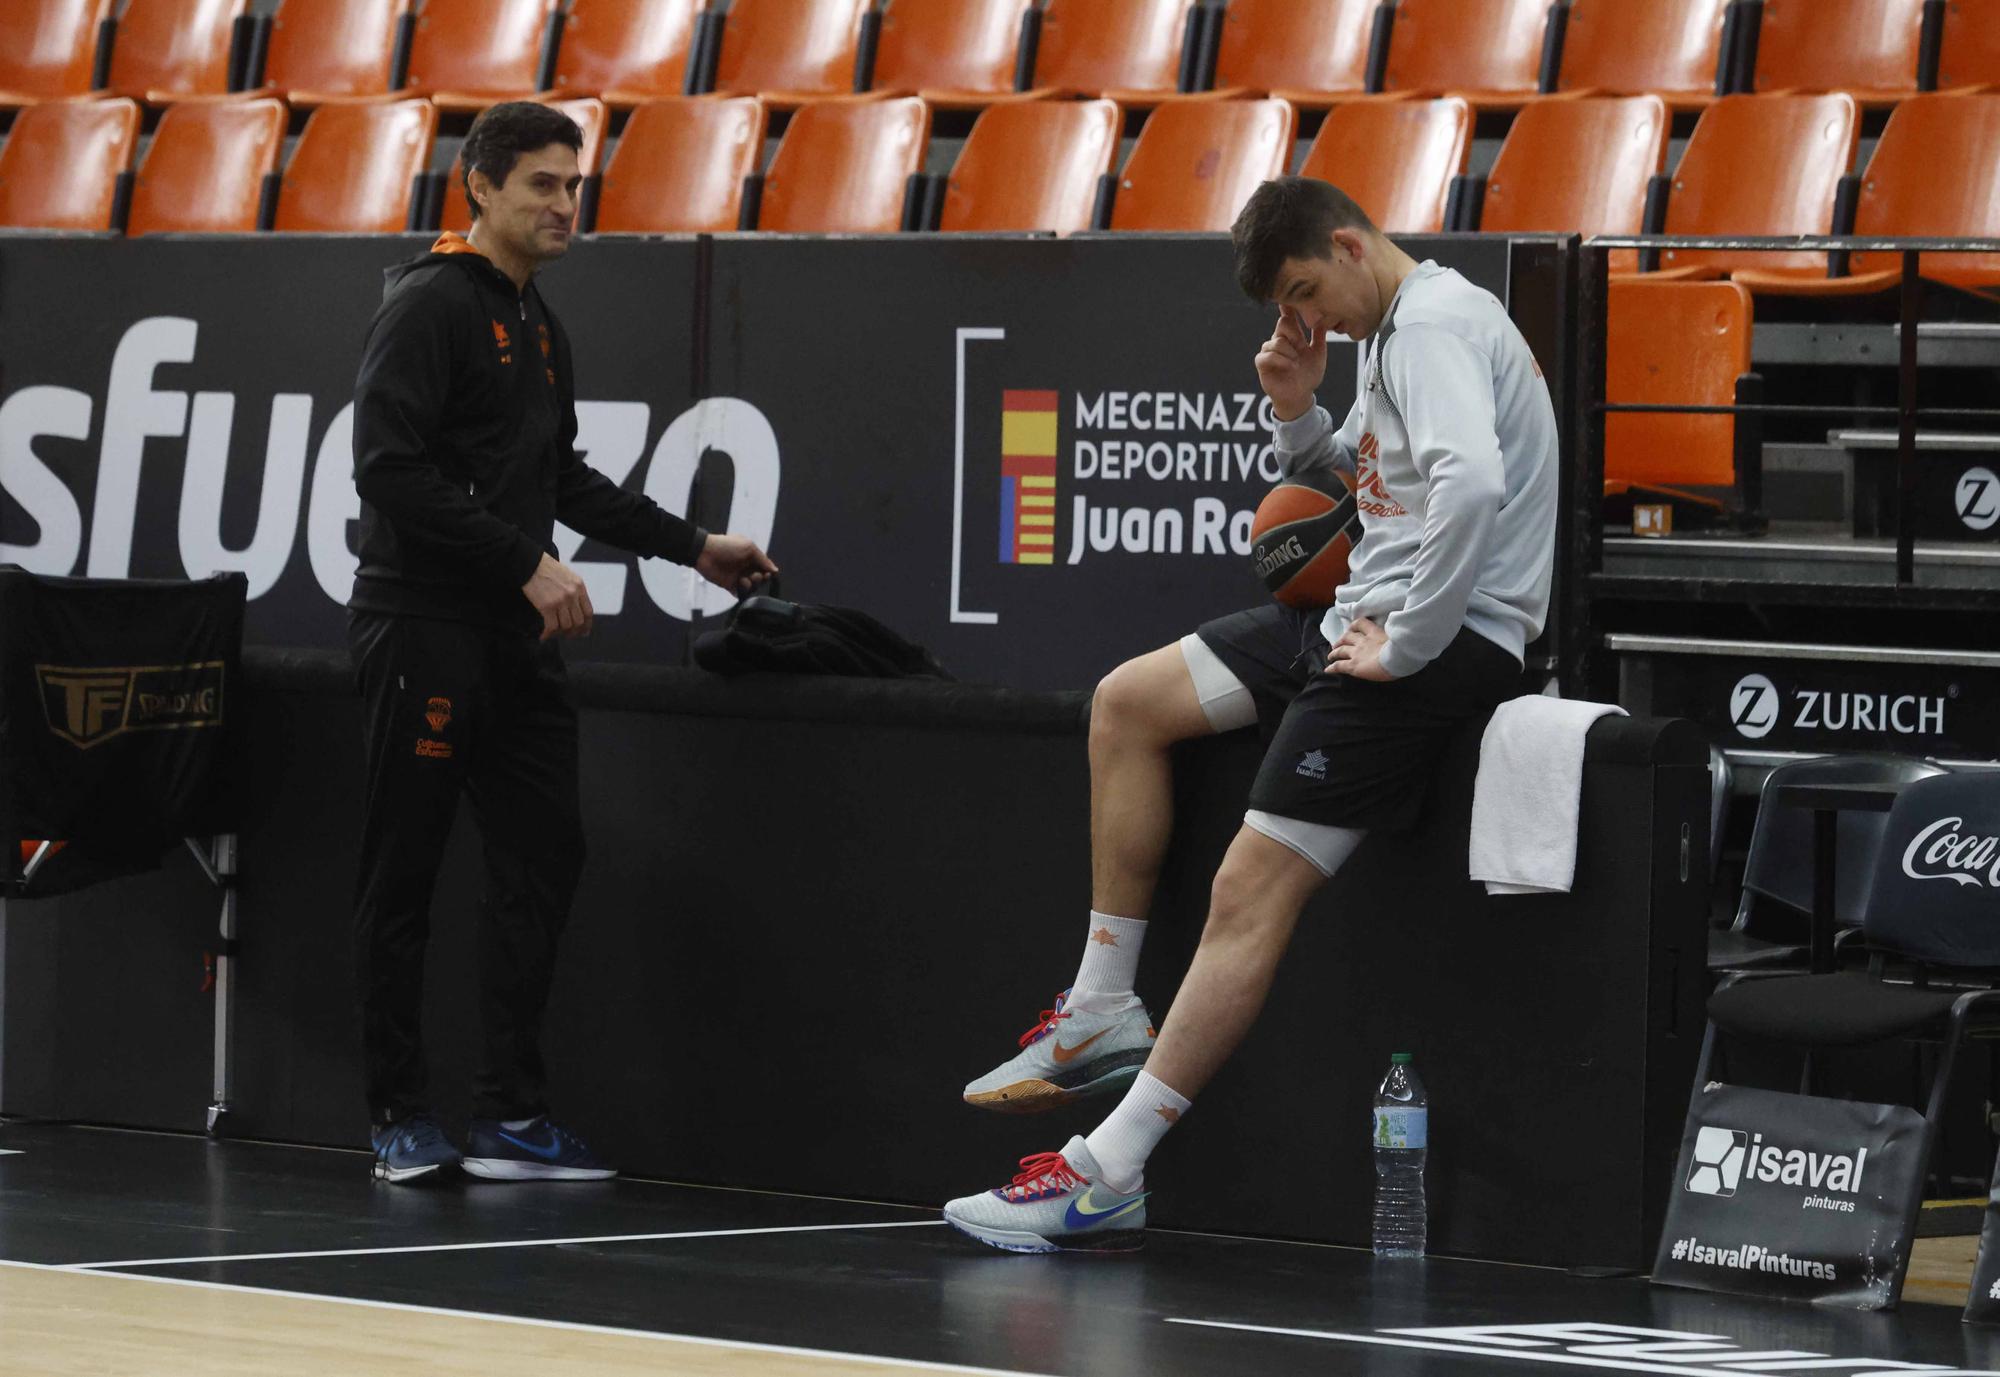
[{"x1": 348, "y1": 611, "x2": 585, "y2": 1125}]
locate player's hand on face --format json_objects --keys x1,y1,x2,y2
[
  {"x1": 1326, "y1": 616, "x2": 1394, "y2": 682},
  {"x1": 1256, "y1": 305, "x2": 1330, "y2": 424},
  {"x1": 522, "y1": 553, "x2": 594, "y2": 640},
  {"x1": 695, "y1": 533, "x2": 780, "y2": 595}
]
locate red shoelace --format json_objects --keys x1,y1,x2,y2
[
  {"x1": 1016, "y1": 994, "x2": 1070, "y2": 1048},
  {"x1": 1002, "y1": 1151, "x2": 1085, "y2": 1202}
]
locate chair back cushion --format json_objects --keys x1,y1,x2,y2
[{"x1": 1865, "y1": 773, "x2": 2000, "y2": 966}]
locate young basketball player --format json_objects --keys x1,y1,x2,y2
[{"x1": 944, "y1": 177, "x2": 1561, "y2": 1252}]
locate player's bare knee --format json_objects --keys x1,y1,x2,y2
[{"x1": 1091, "y1": 656, "x2": 1164, "y2": 745}]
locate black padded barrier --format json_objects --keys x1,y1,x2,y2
[{"x1": 2, "y1": 653, "x2": 1708, "y2": 1272}]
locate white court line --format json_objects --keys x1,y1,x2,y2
[
  {"x1": 68, "y1": 1218, "x2": 946, "y2": 1271},
  {"x1": 1165, "y1": 1320, "x2": 1799, "y2": 1376},
  {"x1": 0, "y1": 1259, "x2": 1062, "y2": 1377}
]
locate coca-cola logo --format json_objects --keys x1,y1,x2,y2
[{"x1": 1902, "y1": 815, "x2": 2000, "y2": 890}]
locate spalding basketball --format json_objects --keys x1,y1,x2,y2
[{"x1": 1250, "y1": 468, "x2": 1361, "y2": 609}]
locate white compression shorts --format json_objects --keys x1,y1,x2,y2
[
  {"x1": 1243, "y1": 810, "x2": 1366, "y2": 879},
  {"x1": 1178, "y1": 633, "x2": 1258, "y2": 734}
]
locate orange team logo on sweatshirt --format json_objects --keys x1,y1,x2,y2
[{"x1": 492, "y1": 320, "x2": 511, "y2": 350}]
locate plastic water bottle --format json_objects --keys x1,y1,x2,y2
[{"x1": 1372, "y1": 1052, "x2": 1428, "y2": 1258}]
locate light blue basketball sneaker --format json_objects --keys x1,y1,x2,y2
[
  {"x1": 943, "y1": 1135, "x2": 1148, "y2": 1254},
  {"x1": 963, "y1": 989, "x2": 1156, "y2": 1113}
]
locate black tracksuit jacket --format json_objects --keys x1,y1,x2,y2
[{"x1": 349, "y1": 235, "x2": 705, "y2": 635}]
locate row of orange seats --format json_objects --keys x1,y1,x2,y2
[
  {"x1": 7, "y1": 0, "x2": 2000, "y2": 120},
  {"x1": 6, "y1": 88, "x2": 1996, "y2": 297}
]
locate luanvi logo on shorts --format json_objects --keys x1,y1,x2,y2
[
  {"x1": 37, "y1": 662, "x2": 226, "y2": 749},
  {"x1": 1296, "y1": 749, "x2": 1329, "y2": 781}
]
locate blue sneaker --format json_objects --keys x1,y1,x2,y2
[
  {"x1": 370, "y1": 1114, "x2": 461, "y2": 1184},
  {"x1": 943, "y1": 1135, "x2": 1147, "y2": 1254},
  {"x1": 462, "y1": 1115, "x2": 617, "y2": 1181}
]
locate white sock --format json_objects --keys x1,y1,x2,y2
[
  {"x1": 500, "y1": 1117, "x2": 537, "y2": 1131},
  {"x1": 1068, "y1": 910, "x2": 1146, "y2": 1011},
  {"x1": 1084, "y1": 1070, "x2": 1189, "y2": 1193}
]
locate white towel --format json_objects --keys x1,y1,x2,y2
[{"x1": 1469, "y1": 693, "x2": 1627, "y2": 896}]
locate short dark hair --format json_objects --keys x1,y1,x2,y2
[
  {"x1": 1231, "y1": 178, "x2": 1378, "y2": 301},
  {"x1": 460, "y1": 101, "x2": 584, "y2": 221}
]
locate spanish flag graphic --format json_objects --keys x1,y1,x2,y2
[{"x1": 1000, "y1": 390, "x2": 1058, "y2": 565}]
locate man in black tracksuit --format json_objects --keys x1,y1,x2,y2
[{"x1": 349, "y1": 103, "x2": 776, "y2": 1184}]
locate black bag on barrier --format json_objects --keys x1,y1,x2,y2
[
  {"x1": 0, "y1": 570, "x2": 246, "y2": 859},
  {"x1": 693, "y1": 596, "x2": 951, "y2": 680}
]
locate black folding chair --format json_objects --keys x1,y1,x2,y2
[{"x1": 1695, "y1": 772, "x2": 2000, "y2": 1302}]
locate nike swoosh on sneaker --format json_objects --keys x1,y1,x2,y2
[
  {"x1": 1050, "y1": 1028, "x2": 1114, "y2": 1064},
  {"x1": 495, "y1": 1129, "x2": 566, "y2": 1162},
  {"x1": 1063, "y1": 1187, "x2": 1145, "y2": 1231}
]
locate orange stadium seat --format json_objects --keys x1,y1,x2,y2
[
  {"x1": 273, "y1": 96, "x2": 435, "y2": 232},
  {"x1": 0, "y1": 0, "x2": 115, "y2": 110},
  {"x1": 1606, "y1": 279, "x2": 1755, "y2": 494},
  {"x1": 106, "y1": 0, "x2": 249, "y2": 105},
  {"x1": 249, "y1": 0, "x2": 409, "y2": 108},
  {"x1": 1375, "y1": 0, "x2": 1554, "y2": 112},
  {"x1": 756, "y1": 96, "x2": 930, "y2": 233},
  {"x1": 938, "y1": 99, "x2": 1119, "y2": 232},
  {"x1": 0, "y1": 97, "x2": 139, "y2": 230},
  {"x1": 552, "y1": 0, "x2": 701, "y2": 110},
  {"x1": 708, "y1": 0, "x2": 873, "y2": 110},
  {"x1": 1650, "y1": 93, "x2": 1859, "y2": 282},
  {"x1": 402, "y1": 0, "x2": 558, "y2": 114},
  {"x1": 1479, "y1": 96, "x2": 1668, "y2": 272},
  {"x1": 1207, "y1": 0, "x2": 1380, "y2": 108},
  {"x1": 1747, "y1": 0, "x2": 1927, "y2": 108},
  {"x1": 1111, "y1": 98, "x2": 1296, "y2": 232},
  {"x1": 870, "y1": 0, "x2": 1037, "y2": 110},
  {"x1": 1031, "y1": 0, "x2": 1200, "y2": 106},
  {"x1": 126, "y1": 96, "x2": 285, "y2": 234},
  {"x1": 595, "y1": 96, "x2": 767, "y2": 233},
  {"x1": 1555, "y1": 0, "x2": 1731, "y2": 113},
  {"x1": 1735, "y1": 92, "x2": 2000, "y2": 296},
  {"x1": 1297, "y1": 97, "x2": 1471, "y2": 234},
  {"x1": 1937, "y1": 0, "x2": 2000, "y2": 91},
  {"x1": 440, "y1": 97, "x2": 607, "y2": 235}
]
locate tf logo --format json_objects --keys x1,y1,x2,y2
[{"x1": 424, "y1": 697, "x2": 452, "y2": 733}]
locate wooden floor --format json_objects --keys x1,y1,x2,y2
[
  {"x1": 1904, "y1": 1233, "x2": 1980, "y2": 1308},
  {"x1": 0, "y1": 1263, "x2": 953, "y2": 1377}
]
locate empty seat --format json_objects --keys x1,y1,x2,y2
[
  {"x1": 0, "y1": 97, "x2": 139, "y2": 229},
  {"x1": 1112, "y1": 98, "x2": 1296, "y2": 232},
  {"x1": 106, "y1": 0, "x2": 249, "y2": 105},
  {"x1": 253, "y1": 0, "x2": 408, "y2": 108},
  {"x1": 0, "y1": 0, "x2": 115, "y2": 110},
  {"x1": 1480, "y1": 96, "x2": 1668, "y2": 272},
  {"x1": 126, "y1": 96, "x2": 286, "y2": 234},
  {"x1": 1651, "y1": 93, "x2": 1859, "y2": 281},
  {"x1": 757, "y1": 96, "x2": 930, "y2": 233},
  {"x1": 709, "y1": 0, "x2": 873, "y2": 110},
  {"x1": 402, "y1": 0, "x2": 556, "y2": 114},
  {"x1": 595, "y1": 96, "x2": 767, "y2": 233},
  {"x1": 1748, "y1": 0, "x2": 1927, "y2": 107},
  {"x1": 1938, "y1": 0, "x2": 2000, "y2": 91},
  {"x1": 1555, "y1": 0, "x2": 1731, "y2": 113},
  {"x1": 273, "y1": 96, "x2": 435, "y2": 232},
  {"x1": 939, "y1": 99, "x2": 1119, "y2": 232},
  {"x1": 552, "y1": 0, "x2": 701, "y2": 110},
  {"x1": 1032, "y1": 0, "x2": 1199, "y2": 106},
  {"x1": 870, "y1": 0, "x2": 1037, "y2": 109},
  {"x1": 1297, "y1": 97, "x2": 1471, "y2": 235},
  {"x1": 1606, "y1": 279, "x2": 1754, "y2": 492},
  {"x1": 1736, "y1": 93, "x2": 2000, "y2": 295},
  {"x1": 1208, "y1": 0, "x2": 1378, "y2": 108},
  {"x1": 440, "y1": 97, "x2": 607, "y2": 235},
  {"x1": 1377, "y1": 0, "x2": 1553, "y2": 112}
]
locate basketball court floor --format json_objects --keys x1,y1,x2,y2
[{"x1": 3, "y1": 1122, "x2": 1997, "y2": 1376}]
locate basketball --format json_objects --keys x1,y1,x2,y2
[{"x1": 1249, "y1": 468, "x2": 1362, "y2": 608}]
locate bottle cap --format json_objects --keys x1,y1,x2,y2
[{"x1": 1391, "y1": 1052, "x2": 1413, "y2": 1064}]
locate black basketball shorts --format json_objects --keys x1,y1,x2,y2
[{"x1": 1194, "y1": 604, "x2": 1526, "y2": 832}]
